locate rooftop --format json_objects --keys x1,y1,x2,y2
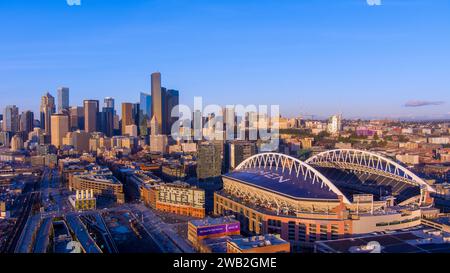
[
  {"x1": 223, "y1": 166, "x2": 340, "y2": 201},
  {"x1": 75, "y1": 173, "x2": 121, "y2": 185},
  {"x1": 190, "y1": 216, "x2": 240, "y2": 228},
  {"x1": 316, "y1": 228, "x2": 450, "y2": 253},
  {"x1": 132, "y1": 171, "x2": 162, "y2": 184},
  {"x1": 200, "y1": 236, "x2": 242, "y2": 253},
  {"x1": 229, "y1": 234, "x2": 289, "y2": 250},
  {"x1": 431, "y1": 216, "x2": 450, "y2": 226}
]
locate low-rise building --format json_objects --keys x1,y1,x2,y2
[
  {"x1": 142, "y1": 181, "x2": 205, "y2": 218},
  {"x1": 315, "y1": 228, "x2": 450, "y2": 253},
  {"x1": 227, "y1": 234, "x2": 290, "y2": 253},
  {"x1": 396, "y1": 153, "x2": 420, "y2": 165},
  {"x1": 188, "y1": 216, "x2": 241, "y2": 249},
  {"x1": 162, "y1": 163, "x2": 187, "y2": 180},
  {"x1": 69, "y1": 170, "x2": 125, "y2": 204},
  {"x1": 68, "y1": 189, "x2": 96, "y2": 211}
]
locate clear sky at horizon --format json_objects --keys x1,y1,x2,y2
[{"x1": 0, "y1": 0, "x2": 449, "y2": 119}]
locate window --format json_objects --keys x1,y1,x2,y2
[
  {"x1": 288, "y1": 221, "x2": 296, "y2": 241},
  {"x1": 298, "y1": 223, "x2": 307, "y2": 242}
]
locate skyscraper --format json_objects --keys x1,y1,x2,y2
[
  {"x1": 140, "y1": 92, "x2": 151, "y2": 118},
  {"x1": 40, "y1": 93, "x2": 55, "y2": 135},
  {"x1": 69, "y1": 106, "x2": 84, "y2": 131},
  {"x1": 193, "y1": 110, "x2": 203, "y2": 140},
  {"x1": 19, "y1": 110, "x2": 34, "y2": 135},
  {"x1": 151, "y1": 72, "x2": 163, "y2": 135},
  {"x1": 165, "y1": 89, "x2": 179, "y2": 135},
  {"x1": 197, "y1": 142, "x2": 222, "y2": 180},
  {"x1": 150, "y1": 115, "x2": 160, "y2": 136},
  {"x1": 2, "y1": 105, "x2": 19, "y2": 133},
  {"x1": 103, "y1": 97, "x2": 116, "y2": 137},
  {"x1": 104, "y1": 97, "x2": 115, "y2": 110},
  {"x1": 140, "y1": 92, "x2": 151, "y2": 136},
  {"x1": 132, "y1": 103, "x2": 141, "y2": 136},
  {"x1": 57, "y1": 87, "x2": 70, "y2": 113},
  {"x1": 223, "y1": 106, "x2": 236, "y2": 141},
  {"x1": 83, "y1": 100, "x2": 99, "y2": 133},
  {"x1": 101, "y1": 107, "x2": 114, "y2": 137},
  {"x1": 51, "y1": 114, "x2": 69, "y2": 149},
  {"x1": 121, "y1": 103, "x2": 134, "y2": 135},
  {"x1": 150, "y1": 116, "x2": 161, "y2": 136},
  {"x1": 224, "y1": 141, "x2": 257, "y2": 172}
]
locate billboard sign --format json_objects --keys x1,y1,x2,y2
[{"x1": 197, "y1": 222, "x2": 240, "y2": 237}]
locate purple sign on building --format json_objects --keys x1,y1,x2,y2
[
  {"x1": 226, "y1": 222, "x2": 240, "y2": 232},
  {"x1": 197, "y1": 222, "x2": 241, "y2": 237}
]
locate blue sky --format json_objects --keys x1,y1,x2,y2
[{"x1": 0, "y1": 0, "x2": 449, "y2": 119}]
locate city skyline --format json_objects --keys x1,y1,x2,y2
[
  {"x1": 1, "y1": 0, "x2": 449, "y2": 119},
  {"x1": 2, "y1": 1, "x2": 450, "y2": 258}
]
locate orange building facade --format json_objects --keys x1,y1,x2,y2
[{"x1": 141, "y1": 182, "x2": 205, "y2": 218}]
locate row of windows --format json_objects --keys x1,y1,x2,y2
[{"x1": 216, "y1": 196, "x2": 346, "y2": 242}]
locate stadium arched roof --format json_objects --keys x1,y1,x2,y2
[{"x1": 305, "y1": 149, "x2": 435, "y2": 193}]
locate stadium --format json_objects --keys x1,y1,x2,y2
[{"x1": 214, "y1": 150, "x2": 439, "y2": 250}]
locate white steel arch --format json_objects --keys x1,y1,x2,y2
[
  {"x1": 235, "y1": 153, "x2": 351, "y2": 204},
  {"x1": 305, "y1": 149, "x2": 435, "y2": 193}
]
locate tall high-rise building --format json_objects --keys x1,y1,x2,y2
[
  {"x1": 165, "y1": 89, "x2": 179, "y2": 135},
  {"x1": 19, "y1": 110, "x2": 34, "y2": 135},
  {"x1": 121, "y1": 103, "x2": 134, "y2": 135},
  {"x1": 224, "y1": 141, "x2": 257, "y2": 172},
  {"x1": 151, "y1": 72, "x2": 163, "y2": 135},
  {"x1": 193, "y1": 110, "x2": 203, "y2": 139},
  {"x1": 51, "y1": 114, "x2": 69, "y2": 148},
  {"x1": 101, "y1": 107, "x2": 114, "y2": 137},
  {"x1": 40, "y1": 93, "x2": 55, "y2": 135},
  {"x1": 69, "y1": 106, "x2": 84, "y2": 131},
  {"x1": 197, "y1": 142, "x2": 222, "y2": 180},
  {"x1": 57, "y1": 87, "x2": 70, "y2": 113},
  {"x1": 83, "y1": 100, "x2": 99, "y2": 133},
  {"x1": 2, "y1": 105, "x2": 19, "y2": 133},
  {"x1": 140, "y1": 92, "x2": 151, "y2": 118},
  {"x1": 140, "y1": 92, "x2": 151, "y2": 136},
  {"x1": 150, "y1": 73, "x2": 180, "y2": 135},
  {"x1": 104, "y1": 97, "x2": 115, "y2": 110},
  {"x1": 132, "y1": 103, "x2": 141, "y2": 136},
  {"x1": 223, "y1": 106, "x2": 236, "y2": 141},
  {"x1": 0, "y1": 132, "x2": 12, "y2": 148},
  {"x1": 150, "y1": 115, "x2": 160, "y2": 136}
]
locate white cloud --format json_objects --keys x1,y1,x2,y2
[
  {"x1": 367, "y1": 0, "x2": 382, "y2": 6},
  {"x1": 404, "y1": 100, "x2": 445, "y2": 107},
  {"x1": 66, "y1": 0, "x2": 81, "y2": 6}
]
